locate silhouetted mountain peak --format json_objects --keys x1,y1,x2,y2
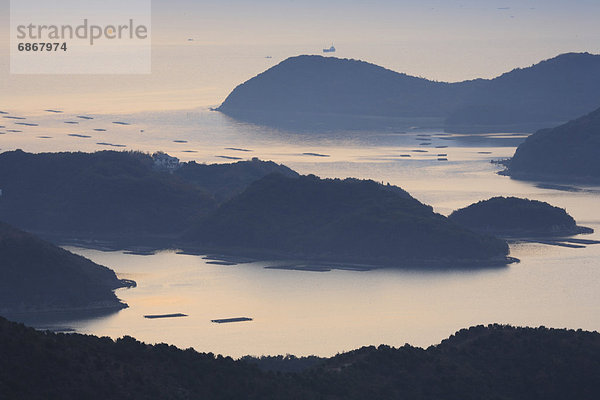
[
  {"x1": 260, "y1": 54, "x2": 415, "y2": 80},
  {"x1": 218, "y1": 52, "x2": 600, "y2": 133}
]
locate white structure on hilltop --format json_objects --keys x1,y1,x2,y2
[{"x1": 152, "y1": 152, "x2": 181, "y2": 172}]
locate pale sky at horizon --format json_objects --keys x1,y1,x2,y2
[{"x1": 1, "y1": 0, "x2": 599, "y2": 112}]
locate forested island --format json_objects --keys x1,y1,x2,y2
[
  {"x1": 449, "y1": 197, "x2": 592, "y2": 237},
  {"x1": 506, "y1": 106, "x2": 600, "y2": 182},
  {"x1": 2, "y1": 317, "x2": 600, "y2": 399},
  {"x1": 0, "y1": 221, "x2": 132, "y2": 316},
  {"x1": 0, "y1": 150, "x2": 514, "y2": 267},
  {"x1": 184, "y1": 174, "x2": 511, "y2": 267},
  {"x1": 217, "y1": 52, "x2": 600, "y2": 133},
  {"x1": 0, "y1": 150, "x2": 296, "y2": 245}
]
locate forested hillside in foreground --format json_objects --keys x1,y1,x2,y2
[{"x1": 2, "y1": 318, "x2": 599, "y2": 399}]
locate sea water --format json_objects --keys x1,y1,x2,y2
[{"x1": 4, "y1": 109, "x2": 599, "y2": 358}]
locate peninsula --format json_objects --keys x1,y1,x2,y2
[
  {"x1": 0, "y1": 221, "x2": 133, "y2": 316},
  {"x1": 505, "y1": 106, "x2": 600, "y2": 182}
]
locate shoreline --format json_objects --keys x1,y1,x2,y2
[
  {"x1": 499, "y1": 169, "x2": 600, "y2": 187},
  {"x1": 1, "y1": 302, "x2": 128, "y2": 327},
  {"x1": 54, "y1": 234, "x2": 519, "y2": 270},
  {"x1": 19, "y1": 229, "x2": 521, "y2": 271}
]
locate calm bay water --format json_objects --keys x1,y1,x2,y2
[{"x1": 5, "y1": 109, "x2": 599, "y2": 358}]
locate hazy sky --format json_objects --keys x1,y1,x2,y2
[
  {"x1": 1, "y1": 0, "x2": 599, "y2": 112},
  {"x1": 149, "y1": 0, "x2": 600, "y2": 47}
]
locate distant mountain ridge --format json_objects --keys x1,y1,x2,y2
[{"x1": 217, "y1": 52, "x2": 600, "y2": 132}]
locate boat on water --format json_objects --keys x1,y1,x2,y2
[{"x1": 323, "y1": 44, "x2": 336, "y2": 53}]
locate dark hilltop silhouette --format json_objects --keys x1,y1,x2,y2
[
  {"x1": 217, "y1": 52, "x2": 600, "y2": 133},
  {"x1": 184, "y1": 173, "x2": 511, "y2": 267},
  {"x1": 175, "y1": 157, "x2": 298, "y2": 202},
  {"x1": 0, "y1": 221, "x2": 132, "y2": 316},
  {"x1": 2, "y1": 317, "x2": 600, "y2": 399},
  {"x1": 0, "y1": 150, "x2": 296, "y2": 246},
  {"x1": 506, "y1": 106, "x2": 600, "y2": 182},
  {"x1": 0, "y1": 150, "x2": 214, "y2": 244},
  {"x1": 449, "y1": 197, "x2": 593, "y2": 237}
]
